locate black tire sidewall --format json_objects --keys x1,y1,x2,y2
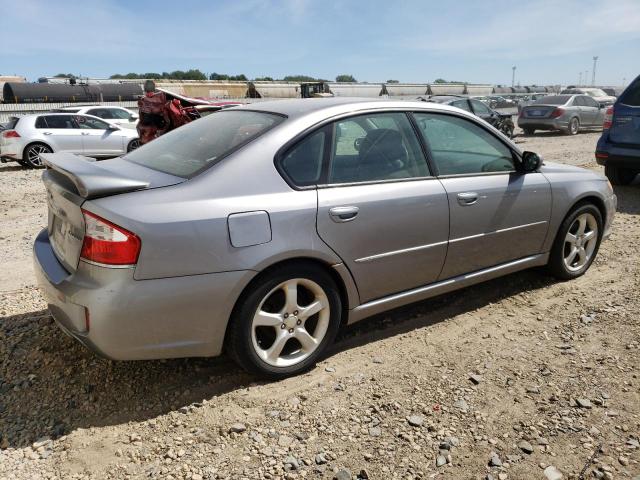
[
  {"x1": 227, "y1": 264, "x2": 342, "y2": 378},
  {"x1": 127, "y1": 139, "x2": 140, "y2": 152},
  {"x1": 548, "y1": 203, "x2": 603, "y2": 280},
  {"x1": 23, "y1": 143, "x2": 51, "y2": 168},
  {"x1": 605, "y1": 165, "x2": 636, "y2": 186}
]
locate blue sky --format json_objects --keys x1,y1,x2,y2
[{"x1": 1, "y1": 0, "x2": 639, "y2": 86}]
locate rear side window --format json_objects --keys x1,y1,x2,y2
[
  {"x1": 451, "y1": 100, "x2": 471, "y2": 112},
  {"x1": 621, "y1": 79, "x2": 640, "y2": 106},
  {"x1": 279, "y1": 129, "x2": 326, "y2": 186},
  {"x1": 573, "y1": 96, "x2": 585, "y2": 106},
  {"x1": 35, "y1": 117, "x2": 47, "y2": 128},
  {"x1": 125, "y1": 110, "x2": 284, "y2": 178},
  {"x1": 43, "y1": 115, "x2": 76, "y2": 129},
  {"x1": 6, "y1": 117, "x2": 20, "y2": 129},
  {"x1": 414, "y1": 113, "x2": 514, "y2": 176},
  {"x1": 108, "y1": 108, "x2": 133, "y2": 119}
]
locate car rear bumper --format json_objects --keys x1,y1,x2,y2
[
  {"x1": 517, "y1": 118, "x2": 570, "y2": 131},
  {"x1": 595, "y1": 139, "x2": 640, "y2": 168},
  {"x1": 0, "y1": 143, "x2": 21, "y2": 160},
  {"x1": 33, "y1": 228, "x2": 256, "y2": 360}
]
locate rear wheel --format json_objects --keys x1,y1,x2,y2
[
  {"x1": 567, "y1": 117, "x2": 580, "y2": 135},
  {"x1": 23, "y1": 143, "x2": 52, "y2": 168},
  {"x1": 605, "y1": 165, "x2": 637, "y2": 186},
  {"x1": 547, "y1": 203, "x2": 602, "y2": 280},
  {"x1": 226, "y1": 263, "x2": 342, "y2": 378},
  {"x1": 523, "y1": 127, "x2": 535, "y2": 136}
]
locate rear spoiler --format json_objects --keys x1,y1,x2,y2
[{"x1": 41, "y1": 153, "x2": 149, "y2": 199}]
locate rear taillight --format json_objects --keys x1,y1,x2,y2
[
  {"x1": 550, "y1": 108, "x2": 565, "y2": 118},
  {"x1": 2, "y1": 130, "x2": 20, "y2": 138},
  {"x1": 603, "y1": 106, "x2": 614, "y2": 129},
  {"x1": 80, "y1": 209, "x2": 141, "y2": 266}
]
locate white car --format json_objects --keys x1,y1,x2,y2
[
  {"x1": 53, "y1": 105, "x2": 139, "y2": 128},
  {"x1": 0, "y1": 113, "x2": 140, "y2": 168}
]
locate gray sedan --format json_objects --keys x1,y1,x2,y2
[
  {"x1": 518, "y1": 94, "x2": 606, "y2": 135},
  {"x1": 34, "y1": 98, "x2": 616, "y2": 378}
]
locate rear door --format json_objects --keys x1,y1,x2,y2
[
  {"x1": 609, "y1": 78, "x2": 640, "y2": 145},
  {"x1": 76, "y1": 115, "x2": 125, "y2": 156},
  {"x1": 413, "y1": 111, "x2": 551, "y2": 279},
  {"x1": 314, "y1": 111, "x2": 450, "y2": 303},
  {"x1": 38, "y1": 115, "x2": 83, "y2": 153}
]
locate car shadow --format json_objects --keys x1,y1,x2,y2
[
  {"x1": 613, "y1": 178, "x2": 640, "y2": 214},
  {"x1": 0, "y1": 267, "x2": 557, "y2": 448},
  {"x1": 0, "y1": 164, "x2": 27, "y2": 172}
]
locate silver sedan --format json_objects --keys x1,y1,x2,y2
[
  {"x1": 518, "y1": 94, "x2": 606, "y2": 135},
  {"x1": 34, "y1": 98, "x2": 616, "y2": 378}
]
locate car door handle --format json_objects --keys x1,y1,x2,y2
[
  {"x1": 457, "y1": 192, "x2": 478, "y2": 206},
  {"x1": 81, "y1": 132, "x2": 90, "y2": 135},
  {"x1": 43, "y1": 132, "x2": 52, "y2": 135},
  {"x1": 329, "y1": 206, "x2": 359, "y2": 222}
]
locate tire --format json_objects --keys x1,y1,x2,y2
[
  {"x1": 500, "y1": 124, "x2": 514, "y2": 139},
  {"x1": 226, "y1": 262, "x2": 342, "y2": 378},
  {"x1": 567, "y1": 117, "x2": 580, "y2": 135},
  {"x1": 523, "y1": 127, "x2": 535, "y2": 136},
  {"x1": 547, "y1": 203, "x2": 603, "y2": 280},
  {"x1": 605, "y1": 165, "x2": 637, "y2": 186},
  {"x1": 127, "y1": 139, "x2": 140, "y2": 152},
  {"x1": 23, "y1": 143, "x2": 52, "y2": 168}
]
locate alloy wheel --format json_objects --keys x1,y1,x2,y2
[
  {"x1": 251, "y1": 278, "x2": 330, "y2": 368},
  {"x1": 26, "y1": 144, "x2": 51, "y2": 166},
  {"x1": 563, "y1": 213, "x2": 598, "y2": 272}
]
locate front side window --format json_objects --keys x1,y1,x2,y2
[
  {"x1": 328, "y1": 112, "x2": 429, "y2": 184},
  {"x1": 76, "y1": 116, "x2": 110, "y2": 130},
  {"x1": 86, "y1": 108, "x2": 109, "y2": 119},
  {"x1": 573, "y1": 96, "x2": 585, "y2": 107},
  {"x1": 470, "y1": 99, "x2": 492, "y2": 115},
  {"x1": 451, "y1": 100, "x2": 472, "y2": 112},
  {"x1": 108, "y1": 108, "x2": 133, "y2": 120},
  {"x1": 125, "y1": 110, "x2": 284, "y2": 178},
  {"x1": 280, "y1": 129, "x2": 326, "y2": 186},
  {"x1": 413, "y1": 113, "x2": 515, "y2": 176}
]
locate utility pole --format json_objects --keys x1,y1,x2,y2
[
  {"x1": 592, "y1": 56, "x2": 598, "y2": 86},
  {"x1": 512, "y1": 66, "x2": 516, "y2": 88},
  {"x1": 579, "y1": 72, "x2": 582, "y2": 86}
]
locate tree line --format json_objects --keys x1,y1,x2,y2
[{"x1": 55, "y1": 72, "x2": 358, "y2": 82}]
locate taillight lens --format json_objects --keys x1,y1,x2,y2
[
  {"x1": 2, "y1": 130, "x2": 20, "y2": 138},
  {"x1": 80, "y1": 209, "x2": 141, "y2": 266},
  {"x1": 550, "y1": 108, "x2": 565, "y2": 118},
  {"x1": 603, "y1": 106, "x2": 614, "y2": 129}
]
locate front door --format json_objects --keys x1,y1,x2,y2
[
  {"x1": 315, "y1": 112, "x2": 450, "y2": 303},
  {"x1": 413, "y1": 111, "x2": 551, "y2": 279},
  {"x1": 76, "y1": 115, "x2": 124, "y2": 156}
]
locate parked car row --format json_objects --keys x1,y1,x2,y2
[{"x1": 518, "y1": 94, "x2": 606, "y2": 136}]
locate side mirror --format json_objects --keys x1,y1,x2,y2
[
  {"x1": 131, "y1": 113, "x2": 139, "y2": 120},
  {"x1": 107, "y1": 124, "x2": 120, "y2": 131},
  {"x1": 521, "y1": 151, "x2": 542, "y2": 173}
]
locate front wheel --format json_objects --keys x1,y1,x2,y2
[
  {"x1": 605, "y1": 165, "x2": 637, "y2": 186},
  {"x1": 127, "y1": 139, "x2": 140, "y2": 152},
  {"x1": 226, "y1": 263, "x2": 342, "y2": 378},
  {"x1": 23, "y1": 143, "x2": 52, "y2": 168},
  {"x1": 547, "y1": 203, "x2": 603, "y2": 280}
]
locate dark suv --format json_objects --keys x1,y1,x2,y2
[{"x1": 596, "y1": 75, "x2": 640, "y2": 185}]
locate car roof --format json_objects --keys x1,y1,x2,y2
[{"x1": 241, "y1": 97, "x2": 477, "y2": 120}]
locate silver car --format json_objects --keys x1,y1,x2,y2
[
  {"x1": 0, "y1": 113, "x2": 140, "y2": 168},
  {"x1": 33, "y1": 98, "x2": 616, "y2": 378},
  {"x1": 518, "y1": 94, "x2": 606, "y2": 135}
]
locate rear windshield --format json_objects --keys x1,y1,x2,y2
[
  {"x1": 6, "y1": 117, "x2": 19, "y2": 129},
  {"x1": 534, "y1": 96, "x2": 571, "y2": 105},
  {"x1": 621, "y1": 80, "x2": 640, "y2": 107},
  {"x1": 124, "y1": 110, "x2": 284, "y2": 178}
]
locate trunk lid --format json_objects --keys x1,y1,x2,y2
[
  {"x1": 42, "y1": 153, "x2": 184, "y2": 272},
  {"x1": 520, "y1": 105, "x2": 558, "y2": 119}
]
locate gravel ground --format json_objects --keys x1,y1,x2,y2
[{"x1": 0, "y1": 129, "x2": 639, "y2": 479}]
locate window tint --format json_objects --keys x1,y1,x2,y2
[
  {"x1": 583, "y1": 96, "x2": 599, "y2": 107},
  {"x1": 125, "y1": 110, "x2": 283, "y2": 178},
  {"x1": 108, "y1": 108, "x2": 133, "y2": 119},
  {"x1": 76, "y1": 116, "x2": 110, "y2": 129},
  {"x1": 470, "y1": 99, "x2": 491, "y2": 115},
  {"x1": 573, "y1": 96, "x2": 585, "y2": 106},
  {"x1": 280, "y1": 129, "x2": 325, "y2": 186},
  {"x1": 43, "y1": 115, "x2": 76, "y2": 129},
  {"x1": 451, "y1": 100, "x2": 472, "y2": 112},
  {"x1": 535, "y1": 95, "x2": 572, "y2": 105},
  {"x1": 414, "y1": 113, "x2": 515, "y2": 176},
  {"x1": 86, "y1": 108, "x2": 108, "y2": 118},
  {"x1": 328, "y1": 112, "x2": 429, "y2": 184}
]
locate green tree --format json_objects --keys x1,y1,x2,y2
[
  {"x1": 54, "y1": 73, "x2": 77, "y2": 79},
  {"x1": 335, "y1": 74, "x2": 356, "y2": 82},
  {"x1": 209, "y1": 72, "x2": 229, "y2": 80},
  {"x1": 253, "y1": 76, "x2": 274, "y2": 81},
  {"x1": 386, "y1": 79, "x2": 399, "y2": 83},
  {"x1": 283, "y1": 75, "x2": 318, "y2": 82}
]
